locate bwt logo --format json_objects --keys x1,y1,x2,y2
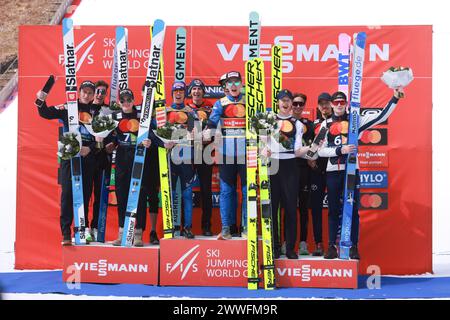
[
  {"x1": 166, "y1": 245, "x2": 200, "y2": 280},
  {"x1": 59, "y1": 33, "x2": 96, "y2": 71},
  {"x1": 217, "y1": 35, "x2": 390, "y2": 73}
]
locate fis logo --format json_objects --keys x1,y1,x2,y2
[
  {"x1": 166, "y1": 245, "x2": 200, "y2": 280},
  {"x1": 59, "y1": 33, "x2": 96, "y2": 71}
]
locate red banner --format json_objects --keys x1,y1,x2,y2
[
  {"x1": 62, "y1": 245, "x2": 159, "y2": 285},
  {"x1": 17, "y1": 25, "x2": 432, "y2": 275},
  {"x1": 160, "y1": 238, "x2": 358, "y2": 288}
]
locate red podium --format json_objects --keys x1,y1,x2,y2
[
  {"x1": 62, "y1": 238, "x2": 358, "y2": 288},
  {"x1": 62, "y1": 243, "x2": 159, "y2": 285},
  {"x1": 159, "y1": 237, "x2": 358, "y2": 289}
]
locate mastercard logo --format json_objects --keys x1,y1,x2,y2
[
  {"x1": 279, "y1": 120, "x2": 294, "y2": 134},
  {"x1": 224, "y1": 104, "x2": 246, "y2": 118},
  {"x1": 359, "y1": 193, "x2": 388, "y2": 210},
  {"x1": 79, "y1": 112, "x2": 92, "y2": 124},
  {"x1": 118, "y1": 118, "x2": 139, "y2": 133},
  {"x1": 360, "y1": 130, "x2": 381, "y2": 144},
  {"x1": 359, "y1": 129, "x2": 387, "y2": 145},
  {"x1": 197, "y1": 110, "x2": 208, "y2": 121},
  {"x1": 168, "y1": 111, "x2": 188, "y2": 124},
  {"x1": 329, "y1": 121, "x2": 349, "y2": 135}
]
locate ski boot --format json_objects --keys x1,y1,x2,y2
[
  {"x1": 150, "y1": 230, "x2": 159, "y2": 245},
  {"x1": 324, "y1": 244, "x2": 338, "y2": 259},
  {"x1": 181, "y1": 227, "x2": 195, "y2": 239},
  {"x1": 350, "y1": 245, "x2": 361, "y2": 260},
  {"x1": 217, "y1": 226, "x2": 232, "y2": 240},
  {"x1": 134, "y1": 228, "x2": 144, "y2": 247},
  {"x1": 112, "y1": 228, "x2": 124, "y2": 246},
  {"x1": 299, "y1": 241, "x2": 310, "y2": 255},
  {"x1": 312, "y1": 242, "x2": 324, "y2": 256}
]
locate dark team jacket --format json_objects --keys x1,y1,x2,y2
[
  {"x1": 296, "y1": 117, "x2": 315, "y2": 167},
  {"x1": 37, "y1": 100, "x2": 98, "y2": 152},
  {"x1": 318, "y1": 96, "x2": 399, "y2": 172},
  {"x1": 312, "y1": 117, "x2": 331, "y2": 174}
]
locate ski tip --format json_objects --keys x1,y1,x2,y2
[
  {"x1": 176, "y1": 26, "x2": 187, "y2": 34},
  {"x1": 152, "y1": 19, "x2": 166, "y2": 36},
  {"x1": 338, "y1": 33, "x2": 351, "y2": 42},
  {"x1": 355, "y1": 32, "x2": 367, "y2": 48},
  {"x1": 249, "y1": 11, "x2": 259, "y2": 19},
  {"x1": 62, "y1": 18, "x2": 73, "y2": 32},
  {"x1": 116, "y1": 26, "x2": 126, "y2": 39}
]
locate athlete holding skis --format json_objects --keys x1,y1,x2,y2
[
  {"x1": 319, "y1": 88, "x2": 404, "y2": 259},
  {"x1": 268, "y1": 89, "x2": 311, "y2": 259},
  {"x1": 166, "y1": 81, "x2": 198, "y2": 239},
  {"x1": 90, "y1": 80, "x2": 114, "y2": 241},
  {"x1": 36, "y1": 80, "x2": 98, "y2": 245},
  {"x1": 205, "y1": 71, "x2": 247, "y2": 240},
  {"x1": 111, "y1": 89, "x2": 161, "y2": 246},
  {"x1": 187, "y1": 79, "x2": 214, "y2": 236}
]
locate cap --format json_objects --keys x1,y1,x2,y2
[
  {"x1": 80, "y1": 80, "x2": 95, "y2": 92},
  {"x1": 276, "y1": 89, "x2": 294, "y2": 100},
  {"x1": 119, "y1": 88, "x2": 134, "y2": 100},
  {"x1": 331, "y1": 91, "x2": 347, "y2": 101},
  {"x1": 171, "y1": 81, "x2": 187, "y2": 94},
  {"x1": 188, "y1": 79, "x2": 206, "y2": 94},
  {"x1": 224, "y1": 71, "x2": 242, "y2": 82},
  {"x1": 318, "y1": 92, "x2": 332, "y2": 103},
  {"x1": 218, "y1": 73, "x2": 227, "y2": 86}
]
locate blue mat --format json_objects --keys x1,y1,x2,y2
[{"x1": 1, "y1": 271, "x2": 450, "y2": 299}]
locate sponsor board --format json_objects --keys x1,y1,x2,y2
[
  {"x1": 360, "y1": 171, "x2": 388, "y2": 188},
  {"x1": 62, "y1": 244, "x2": 159, "y2": 284},
  {"x1": 358, "y1": 147, "x2": 389, "y2": 168},
  {"x1": 160, "y1": 238, "x2": 358, "y2": 288}
]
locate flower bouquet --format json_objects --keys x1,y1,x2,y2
[
  {"x1": 250, "y1": 111, "x2": 278, "y2": 136},
  {"x1": 84, "y1": 114, "x2": 118, "y2": 149},
  {"x1": 381, "y1": 66, "x2": 414, "y2": 98},
  {"x1": 155, "y1": 122, "x2": 188, "y2": 144},
  {"x1": 57, "y1": 132, "x2": 81, "y2": 160}
]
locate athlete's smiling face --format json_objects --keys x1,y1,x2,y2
[
  {"x1": 331, "y1": 99, "x2": 347, "y2": 115},
  {"x1": 173, "y1": 89, "x2": 185, "y2": 104},
  {"x1": 292, "y1": 97, "x2": 306, "y2": 118},
  {"x1": 79, "y1": 87, "x2": 94, "y2": 104},
  {"x1": 94, "y1": 86, "x2": 107, "y2": 104},
  {"x1": 225, "y1": 77, "x2": 242, "y2": 98},
  {"x1": 278, "y1": 97, "x2": 293, "y2": 116},
  {"x1": 120, "y1": 96, "x2": 134, "y2": 113},
  {"x1": 191, "y1": 86, "x2": 204, "y2": 101},
  {"x1": 318, "y1": 99, "x2": 332, "y2": 117}
]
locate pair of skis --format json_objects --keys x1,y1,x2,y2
[
  {"x1": 155, "y1": 26, "x2": 187, "y2": 240},
  {"x1": 61, "y1": 18, "x2": 86, "y2": 245},
  {"x1": 97, "y1": 26, "x2": 129, "y2": 243},
  {"x1": 120, "y1": 20, "x2": 166, "y2": 246},
  {"x1": 246, "y1": 11, "x2": 275, "y2": 290},
  {"x1": 339, "y1": 32, "x2": 367, "y2": 259}
]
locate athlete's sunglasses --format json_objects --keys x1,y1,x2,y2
[
  {"x1": 292, "y1": 101, "x2": 305, "y2": 107},
  {"x1": 331, "y1": 100, "x2": 346, "y2": 106},
  {"x1": 226, "y1": 80, "x2": 241, "y2": 88},
  {"x1": 95, "y1": 88, "x2": 107, "y2": 96}
]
